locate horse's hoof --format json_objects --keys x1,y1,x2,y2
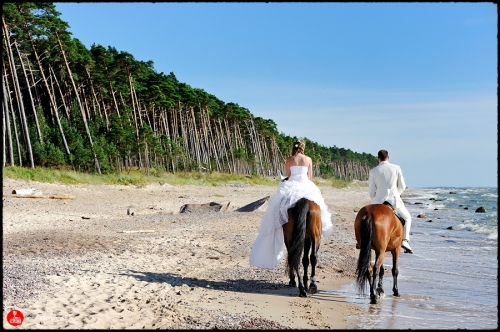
[
  {"x1": 299, "y1": 292, "x2": 308, "y2": 298},
  {"x1": 393, "y1": 292, "x2": 400, "y2": 297},
  {"x1": 376, "y1": 288, "x2": 384, "y2": 297},
  {"x1": 309, "y1": 284, "x2": 318, "y2": 294}
]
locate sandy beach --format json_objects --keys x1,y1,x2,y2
[{"x1": 2, "y1": 177, "x2": 371, "y2": 329}]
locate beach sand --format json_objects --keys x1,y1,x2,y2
[{"x1": 2, "y1": 177, "x2": 370, "y2": 329}]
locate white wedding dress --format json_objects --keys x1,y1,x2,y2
[{"x1": 249, "y1": 166, "x2": 334, "y2": 269}]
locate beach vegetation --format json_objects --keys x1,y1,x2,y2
[{"x1": 3, "y1": 166, "x2": 356, "y2": 189}]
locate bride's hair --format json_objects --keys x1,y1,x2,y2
[{"x1": 291, "y1": 139, "x2": 305, "y2": 155}]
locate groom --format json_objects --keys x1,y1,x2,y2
[{"x1": 368, "y1": 149, "x2": 413, "y2": 253}]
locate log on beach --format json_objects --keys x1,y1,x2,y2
[
  {"x1": 179, "y1": 201, "x2": 231, "y2": 213},
  {"x1": 7, "y1": 187, "x2": 75, "y2": 199},
  {"x1": 12, "y1": 188, "x2": 42, "y2": 195},
  {"x1": 3, "y1": 193, "x2": 75, "y2": 200}
]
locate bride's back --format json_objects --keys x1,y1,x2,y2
[{"x1": 287, "y1": 153, "x2": 310, "y2": 167}]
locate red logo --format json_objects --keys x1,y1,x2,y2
[{"x1": 6, "y1": 310, "x2": 24, "y2": 326}]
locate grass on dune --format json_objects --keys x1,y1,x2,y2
[{"x1": 2, "y1": 166, "x2": 358, "y2": 189}]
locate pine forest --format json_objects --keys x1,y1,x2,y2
[{"x1": 2, "y1": 3, "x2": 378, "y2": 181}]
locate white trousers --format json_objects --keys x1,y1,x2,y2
[{"x1": 396, "y1": 205, "x2": 412, "y2": 241}]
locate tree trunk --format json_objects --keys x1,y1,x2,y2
[
  {"x1": 2, "y1": 19, "x2": 34, "y2": 168},
  {"x1": 26, "y1": 57, "x2": 42, "y2": 107},
  {"x1": 4, "y1": 73, "x2": 22, "y2": 166},
  {"x1": 223, "y1": 117, "x2": 236, "y2": 174},
  {"x1": 101, "y1": 62, "x2": 120, "y2": 118},
  {"x1": 2, "y1": 73, "x2": 15, "y2": 166},
  {"x1": 14, "y1": 40, "x2": 42, "y2": 144},
  {"x1": 86, "y1": 68, "x2": 105, "y2": 126},
  {"x1": 55, "y1": 31, "x2": 101, "y2": 174},
  {"x1": 132, "y1": 84, "x2": 142, "y2": 127},
  {"x1": 178, "y1": 102, "x2": 188, "y2": 170},
  {"x1": 189, "y1": 106, "x2": 202, "y2": 171},
  {"x1": 49, "y1": 65, "x2": 71, "y2": 123},
  {"x1": 128, "y1": 72, "x2": 141, "y2": 134},
  {"x1": 200, "y1": 107, "x2": 218, "y2": 171},
  {"x1": 19, "y1": 14, "x2": 72, "y2": 160},
  {"x1": 204, "y1": 108, "x2": 220, "y2": 171},
  {"x1": 2, "y1": 99, "x2": 5, "y2": 167},
  {"x1": 215, "y1": 119, "x2": 230, "y2": 173}
]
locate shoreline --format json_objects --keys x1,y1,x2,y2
[{"x1": 3, "y1": 177, "x2": 370, "y2": 329}]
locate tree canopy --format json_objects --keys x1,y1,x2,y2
[{"x1": 2, "y1": 2, "x2": 377, "y2": 180}]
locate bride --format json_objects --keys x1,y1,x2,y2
[{"x1": 249, "y1": 139, "x2": 334, "y2": 269}]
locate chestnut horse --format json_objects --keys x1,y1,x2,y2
[
  {"x1": 283, "y1": 198, "x2": 322, "y2": 297},
  {"x1": 354, "y1": 203, "x2": 404, "y2": 304}
]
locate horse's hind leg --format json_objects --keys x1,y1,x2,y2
[
  {"x1": 376, "y1": 264, "x2": 385, "y2": 297},
  {"x1": 296, "y1": 265, "x2": 307, "y2": 297},
  {"x1": 392, "y1": 250, "x2": 400, "y2": 297},
  {"x1": 302, "y1": 238, "x2": 311, "y2": 293},
  {"x1": 366, "y1": 259, "x2": 373, "y2": 296},
  {"x1": 288, "y1": 265, "x2": 297, "y2": 288},
  {"x1": 308, "y1": 239, "x2": 319, "y2": 294},
  {"x1": 370, "y1": 264, "x2": 378, "y2": 304},
  {"x1": 370, "y1": 252, "x2": 385, "y2": 304},
  {"x1": 284, "y1": 232, "x2": 296, "y2": 288},
  {"x1": 286, "y1": 254, "x2": 296, "y2": 288}
]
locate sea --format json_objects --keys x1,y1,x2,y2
[{"x1": 330, "y1": 187, "x2": 498, "y2": 330}]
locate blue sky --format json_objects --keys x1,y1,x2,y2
[{"x1": 55, "y1": 2, "x2": 497, "y2": 188}]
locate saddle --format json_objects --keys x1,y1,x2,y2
[{"x1": 382, "y1": 201, "x2": 406, "y2": 226}]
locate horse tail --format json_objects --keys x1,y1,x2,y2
[
  {"x1": 356, "y1": 214, "x2": 372, "y2": 295},
  {"x1": 287, "y1": 198, "x2": 309, "y2": 274}
]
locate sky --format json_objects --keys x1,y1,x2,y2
[{"x1": 54, "y1": 2, "x2": 498, "y2": 188}]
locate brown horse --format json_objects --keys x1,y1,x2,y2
[
  {"x1": 283, "y1": 198, "x2": 322, "y2": 297},
  {"x1": 354, "y1": 203, "x2": 404, "y2": 304}
]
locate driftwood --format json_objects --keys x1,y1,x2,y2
[
  {"x1": 235, "y1": 196, "x2": 270, "y2": 212},
  {"x1": 12, "y1": 188, "x2": 42, "y2": 195},
  {"x1": 6, "y1": 188, "x2": 74, "y2": 199},
  {"x1": 179, "y1": 196, "x2": 270, "y2": 214},
  {"x1": 3, "y1": 194, "x2": 75, "y2": 200},
  {"x1": 179, "y1": 201, "x2": 231, "y2": 213}
]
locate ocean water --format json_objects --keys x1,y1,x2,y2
[{"x1": 331, "y1": 187, "x2": 498, "y2": 329}]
